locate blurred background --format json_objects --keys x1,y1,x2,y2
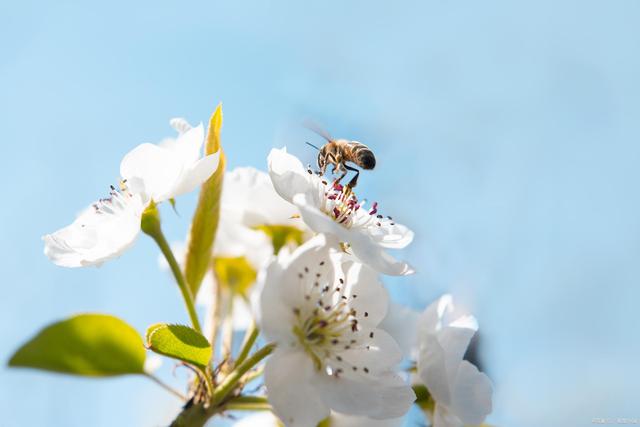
[{"x1": 2, "y1": 0, "x2": 639, "y2": 426}]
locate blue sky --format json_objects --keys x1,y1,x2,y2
[{"x1": 1, "y1": 1, "x2": 640, "y2": 426}]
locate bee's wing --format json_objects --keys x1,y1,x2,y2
[{"x1": 303, "y1": 119, "x2": 333, "y2": 142}]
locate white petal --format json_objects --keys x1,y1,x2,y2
[
  {"x1": 166, "y1": 123, "x2": 205, "y2": 166},
  {"x1": 379, "y1": 303, "x2": 419, "y2": 358},
  {"x1": 43, "y1": 193, "x2": 144, "y2": 267},
  {"x1": 342, "y1": 260, "x2": 388, "y2": 328},
  {"x1": 167, "y1": 151, "x2": 220, "y2": 199},
  {"x1": 277, "y1": 234, "x2": 335, "y2": 310},
  {"x1": 433, "y1": 404, "x2": 464, "y2": 427},
  {"x1": 368, "y1": 222, "x2": 414, "y2": 250},
  {"x1": 417, "y1": 334, "x2": 452, "y2": 407},
  {"x1": 293, "y1": 193, "x2": 351, "y2": 237},
  {"x1": 329, "y1": 413, "x2": 404, "y2": 427},
  {"x1": 337, "y1": 328, "x2": 403, "y2": 375},
  {"x1": 215, "y1": 217, "x2": 273, "y2": 268},
  {"x1": 120, "y1": 143, "x2": 183, "y2": 202},
  {"x1": 268, "y1": 147, "x2": 315, "y2": 203},
  {"x1": 169, "y1": 117, "x2": 193, "y2": 135},
  {"x1": 316, "y1": 374, "x2": 415, "y2": 420},
  {"x1": 436, "y1": 323, "x2": 477, "y2": 385},
  {"x1": 223, "y1": 166, "x2": 301, "y2": 227},
  {"x1": 418, "y1": 294, "x2": 454, "y2": 336},
  {"x1": 265, "y1": 349, "x2": 330, "y2": 427},
  {"x1": 450, "y1": 361, "x2": 493, "y2": 425},
  {"x1": 349, "y1": 233, "x2": 415, "y2": 276},
  {"x1": 258, "y1": 256, "x2": 297, "y2": 343}
]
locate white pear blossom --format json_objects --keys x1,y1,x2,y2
[
  {"x1": 43, "y1": 117, "x2": 221, "y2": 268},
  {"x1": 120, "y1": 118, "x2": 220, "y2": 204},
  {"x1": 259, "y1": 234, "x2": 415, "y2": 427},
  {"x1": 267, "y1": 148, "x2": 414, "y2": 276},
  {"x1": 43, "y1": 184, "x2": 145, "y2": 267},
  {"x1": 417, "y1": 295, "x2": 493, "y2": 427}
]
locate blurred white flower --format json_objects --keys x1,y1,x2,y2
[
  {"x1": 223, "y1": 166, "x2": 301, "y2": 228},
  {"x1": 43, "y1": 184, "x2": 145, "y2": 267},
  {"x1": 259, "y1": 234, "x2": 415, "y2": 427},
  {"x1": 144, "y1": 354, "x2": 163, "y2": 374},
  {"x1": 120, "y1": 118, "x2": 220, "y2": 204},
  {"x1": 160, "y1": 217, "x2": 273, "y2": 334},
  {"x1": 417, "y1": 295, "x2": 493, "y2": 427},
  {"x1": 233, "y1": 412, "x2": 403, "y2": 427},
  {"x1": 223, "y1": 166, "x2": 310, "y2": 253},
  {"x1": 268, "y1": 148, "x2": 414, "y2": 276},
  {"x1": 200, "y1": 217, "x2": 273, "y2": 334},
  {"x1": 194, "y1": 167, "x2": 310, "y2": 334}
]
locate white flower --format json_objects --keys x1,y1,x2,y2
[
  {"x1": 143, "y1": 354, "x2": 163, "y2": 374},
  {"x1": 259, "y1": 234, "x2": 415, "y2": 427},
  {"x1": 43, "y1": 184, "x2": 145, "y2": 267},
  {"x1": 417, "y1": 295, "x2": 493, "y2": 427},
  {"x1": 44, "y1": 117, "x2": 221, "y2": 268},
  {"x1": 120, "y1": 118, "x2": 220, "y2": 204},
  {"x1": 267, "y1": 148, "x2": 414, "y2": 276}
]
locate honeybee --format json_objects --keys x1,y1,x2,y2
[{"x1": 305, "y1": 124, "x2": 376, "y2": 189}]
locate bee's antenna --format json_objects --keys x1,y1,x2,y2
[{"x1": 305, "y1": 141, "x2": 321, "y2": 151}]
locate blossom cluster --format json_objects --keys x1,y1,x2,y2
[{"x1": 37, "y1": 112, "x2": 493, "y2": 427}]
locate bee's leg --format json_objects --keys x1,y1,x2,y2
[
  {"x1": 334, "y1": 168, "x2": 348, "y2": 187},
  {"x1": 344, "y1": 164, "x2": 360, "y2": 190}
]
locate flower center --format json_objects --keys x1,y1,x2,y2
[
  {"x1": 316, "y1": 180, "x2": 396, "y2": 231},
  {"x1": 290, "y1": 260, "x2": 373, "y2": 377},
  {"x1": 212, "y1": 256, "x2": 256, "y2": 296},
  {"x1": 254, "y1": 224, "x2": 305, "y2": 254},
  {"x1": 91, "y1": 181, "x2": 134, "y2": 217}
]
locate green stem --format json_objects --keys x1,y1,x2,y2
[
  {"x1": 141, "y1": 203, "x2": 202, "y2": 332},
  {"x1": 228, "y1": 395, "x2": 269, "y2": 404},
  {"x1": 225, "y1": 402, "x2": 270, "y2": 411},
  {"x1": 208, "y1": 262, "x2": 221, "y2": 354},
  {"x1": 169, "y1": 344, "x2": 276, "y2": 427},
  {"x1": 210, "y1": 343, "x2": 276, "y2": 406},
  {"x1": 224, "y1": 396, "x2": 270, "y2": 411},
  {"x1": 235, "y1": 321, "x2": 258, "y2": 367}
]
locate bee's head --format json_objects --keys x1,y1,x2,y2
[{"x1": 359, "y1": 150, "x2": 376, "y2": 170}]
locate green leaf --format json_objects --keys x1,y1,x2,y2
[
  {"x1": 254, "y1": 224, "x2": 305, "y2": 254},
  {"x1": 184, "y1": 104, "x2": 225, "y2": 296},
  {"x1": 8, "y1": 314, "x2": 145, "y2": 376},
  {"x1": 213, "y1": 256, "x2": 257, "y2": 296},
  {"x1": 145, "y1": 323, "x2": 211, "y2": 369}
]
